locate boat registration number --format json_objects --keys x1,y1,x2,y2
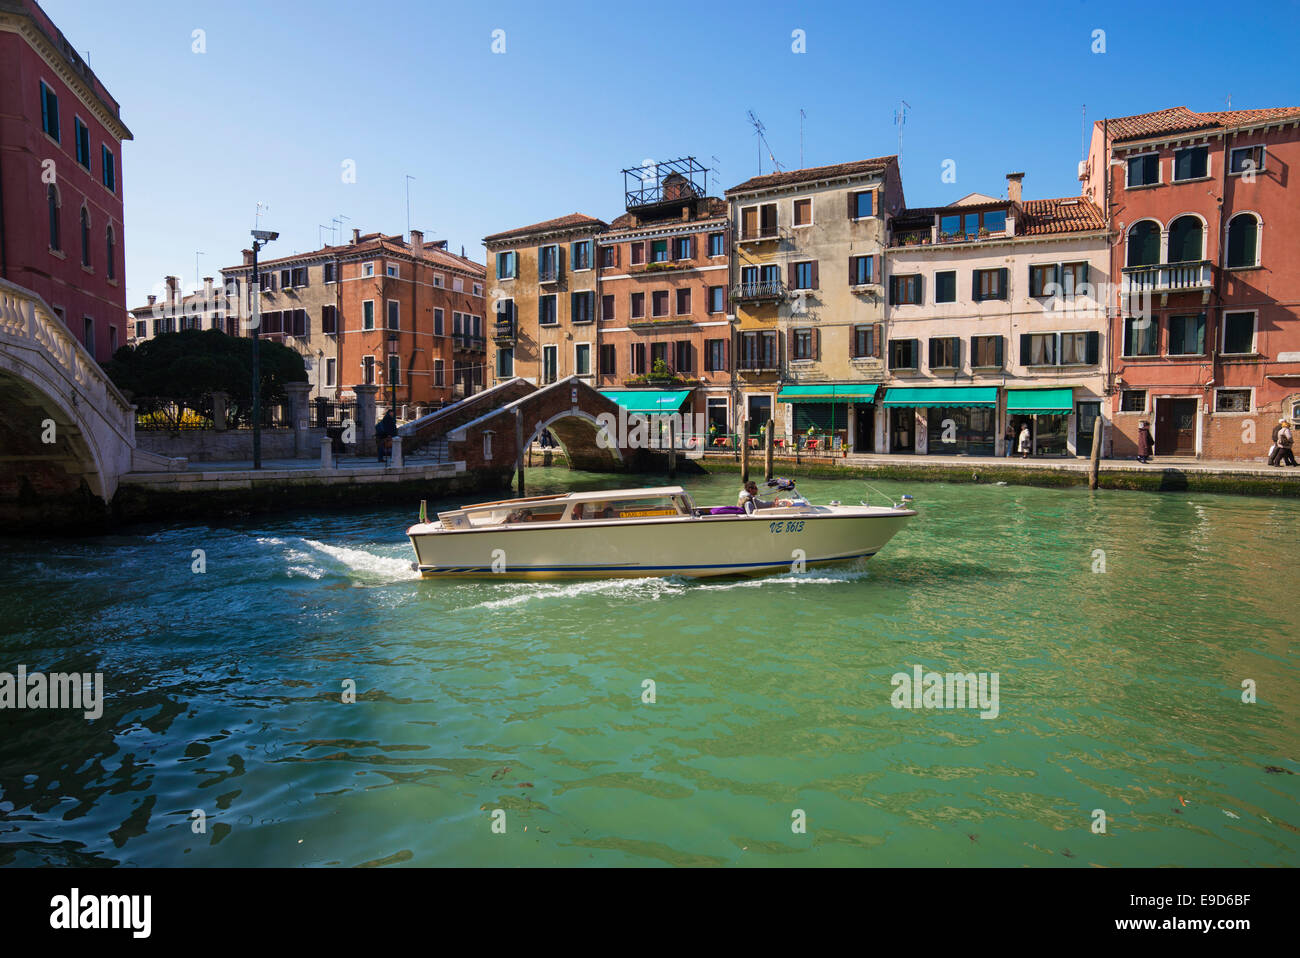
[
  {"x1": 768, "y1": 520, "x2": 805, "y2": 534},
  {"x1": 620, "y1": 509, "x2": 677, "y2": 518}
]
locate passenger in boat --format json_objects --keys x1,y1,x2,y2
[{"x1": 571, "y1": 504, "x2": 588, "y2": 520}]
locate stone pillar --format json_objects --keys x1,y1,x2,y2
[
  {"x1": 211, "y1": 391, "x2": 230, "y2": 431},
  {"x1": 391, "y1": 435, "x2": 404, "y2": 468},
  {"x1": 320, "y1": 436, "x2": 334, "y2": 469},
  {"x1": 351, "y1": 385, "x2": 378, "y2": 457},
  {"x1": 284, "y1": 382, "x2": 312, "y2": 458}
]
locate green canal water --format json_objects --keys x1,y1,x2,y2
[{"x1": 0, "y1": 470, "x2": 1296, "y2": 867}]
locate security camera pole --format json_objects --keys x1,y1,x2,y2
[{"x1": 250, "y1": 229, "x2": 279, "y2": 468}]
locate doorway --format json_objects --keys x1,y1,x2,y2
[
  {"x1": 856, "y1": 405, "x2": 875, "y2": 453},
  {"x1": 746, "y1": 394, "x2": 772, "y2": 432},
  {"x1": 1155, "y1": 398, "x2": 1198, "y2": 456},
  {"x1": 890, "y1": 407, "x2": 915, "y2": 453}
]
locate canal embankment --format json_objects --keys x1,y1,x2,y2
[{"x1": 696, "y1": 452, "x2": 1300, "y2": 497}]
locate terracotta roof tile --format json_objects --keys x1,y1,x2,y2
[
  {"x1": 1107, "y1": 105, "x2": 1300, "y2": 142},
  {"x1": 726, "y1": 156, "x2": 896, "y2": 195},
  {"x1": 1017, "y1": 197, "x2": 1106, "y2": 236},
  {"x1": 606, "y1": 196, "x2": 727, "y2": 231},
  {"x1": 483, "y1": 213, "x2": 607, "y2": 243}
]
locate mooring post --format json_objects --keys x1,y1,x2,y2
[
  {"x1": 764, "y1": 418, "x2": 774, "y2": 481},
  {"x1": 741, "y1": 418, "x2": 750, "y2": 482},
  {"x1": 1089, "y1": 415, "x2": 1103, "y2": 490},
  {"x1": 514, "y1": 408, "x2": 525, "y2": 497},
  {"x1": 668, "y1": 418, "x2": 677, "y2": 478}
]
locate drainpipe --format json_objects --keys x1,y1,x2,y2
[{"x1": 0, "y1": 149, "x2": 8, "y2": 280}]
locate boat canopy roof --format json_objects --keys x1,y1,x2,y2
[{"x1": 466, "y1": 486, "x2": 687, "y2": 511}]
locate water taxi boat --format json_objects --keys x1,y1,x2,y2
[{"x1": 406, "y1": 484, "x2": 915, "y2": 579}]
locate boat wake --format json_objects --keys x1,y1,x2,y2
[{"x1": 255, "y1": 536, "x2": 419, "y2": 585}]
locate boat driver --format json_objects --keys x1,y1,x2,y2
[{"x1": 738, "y1": 480, "x2": 773, "y2": 514}]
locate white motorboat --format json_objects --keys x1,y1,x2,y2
[{"x1": 406, "y1": 482, "x2": 915, "y2": 579}]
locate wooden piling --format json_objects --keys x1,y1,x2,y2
[
  {"x1": 1089, "y1": 415, "x2": 1102, "y2": 490},
  {"x1": 741, "y1": 418, "x2": 750, "y2": 482},
  {"x1": 764, "y1": 418, "x2": 774, "y2": 481},
  {"x1": 668, "y1": 418, "x2": 677, "y2": 479},
  {"x1": 514, "y1": 408, "x2": 525, "y2": 497}
]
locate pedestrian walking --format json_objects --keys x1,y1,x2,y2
[
  {"x1": 1136, "y1": 420, "x2": 1154, "y2": 464},
  {"x1": 1004, "y1": 424, "x2": 1015, "y2": 458},
  {"x1": 1269, "y1": 418, "x2": 1285, "y2": 466},
  {"x1": 1279, "y1": 419, "x2": 1297, "y2": 467},
  {"x1": 1017, "y1": 423, "x2": 1031, "y2": 459}
]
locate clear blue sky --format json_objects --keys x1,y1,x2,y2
[{"x1": 40, "y1": 0, "x2": 1300, "y2": 307}]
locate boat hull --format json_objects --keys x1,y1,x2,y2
[{"x1": 408, "y1": 508, "x2": 915, "y2": 579}]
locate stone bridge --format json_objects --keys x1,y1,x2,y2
[
  {"x1": 446, "y1": 376, "x2": 656, "y2": 473},
  {"x1": 0, "y1": 279, "x2": 176, "y2": 529}
]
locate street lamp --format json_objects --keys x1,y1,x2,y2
[{"x1": 250, "y1": 228, "x2": 278, "y2": 469}]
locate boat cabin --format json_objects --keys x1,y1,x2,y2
[{"x1": 435, "y1": 487, "x2": 697, "y2": 530}]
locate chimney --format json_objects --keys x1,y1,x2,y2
[
  {"x1": 1006, "y1": 172, "x2": 1025, "y2": 204},
  {"x1": 203, "y1": 276, "x2": 213, "y2": 300},
  {"x1": 165, "y1": 275, "x2": 179, "y2": 303},
  {"x1": 147, "y1": 295, "x2": 156, "y2": 306},
  {"x1": 242, "y1": 249, "x2": 253, "y2": 266},
  {"x1": 351, "y1": 228, "x2": 361, "y2": 244},
  {"x1": 410, "y1": 229, "x2": 423, "y2": 251}
]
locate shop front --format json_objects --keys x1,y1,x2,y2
[
  {"x1": 1006, "y1": 387, "x2": 1074, "y2": 457},
  {"x1": 776, "y1": 384, "x2": 880, "y2": 453},
  {"x1": 881, "y1": 387, "x2": 999, "y2": 455}
]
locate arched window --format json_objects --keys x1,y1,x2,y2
[
  {"x1": 1226, "y1": 213, "x2": 1259, "y2": 268},
  {"x1": 47, "y1": 185, "x2": 61, "y2": 251},
  {"x1": 1126, "y1": 221, "x2": 1160, "y2": 267},
  {"x1": 106, "y1": 226, "x2": 116, "y2": 280},
  {"x1": 1168, "y1": 215, "x2": 1203, "y2": 263},
  {"x1": 80, "y1": 206, "x2": 91, "y2": 267}
]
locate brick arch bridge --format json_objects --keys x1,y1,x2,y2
[{"x1": 445, "y1": 376, "x2": 655, "y2": 473}]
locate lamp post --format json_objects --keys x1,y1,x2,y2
[{"x1": 249, "y1": 229, "x2": 279, "y2": 469}]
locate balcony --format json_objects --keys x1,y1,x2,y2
[
  {"x1": 730, "y1": 280, "x2": 786, "y2": 303},
  {"x1": 737, "y1": 228, "x2": 779, "y2": 245},
  {"x1": 493, "y1": 318, "x2": 515, "y2": 343},
  {"x1": 538, "y1": 263, "x2": 560, "y2": 284},
  {"x1": 454, "y1": 334, "x2": 487, "y2": 352},
  {"x1": 1122, "y1": 260, "x2": 1214, "y2": 300},
  {"x1": 737, "y1": 358, "x2": 780, "y2": 374}
]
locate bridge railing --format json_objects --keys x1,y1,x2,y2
[{"x1": 0, "y1": 279, "x2": 135, "y2": 442}]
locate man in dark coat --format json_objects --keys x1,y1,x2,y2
[
  {"x1": 1136, "y1": 420, "x2": 1154, "y2": 463},
  {"x1": 375, "y1": 410, "x2": 396, "y2": 462}
]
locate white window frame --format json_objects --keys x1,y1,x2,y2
[
  {"x1": 386, "y1": 262, "x2": 400, "y2": 278},
  {"x1": 1213, "y1": 387, "x2": 1253, "y2": 414},
  {"x1": 1228, "y1": 145, "x2": 1266, "y2": 177},
  {"x1": 498, "y1": 251, "x2": 517, "y2": 280},
  {"x1": 675, "y1": 287, "x2": 691, "y2": 316},
  {"x1": 433, "y1": 358, "x2": 445, "y2": 387},
  {"x1": 792, "y1": 196, "x2": 814, "y2": 229},
  {"x1": 325, "y1": 357, "x2": 336, "y2": 387},
  {"x1": 473, "y1": 282, "x2": 483, "y2": 296},
  {"x1": 73, "y1": 114, "x2": 90, "y2": 169},
  {"x1": 362, "y1": 262, "x2": 375, "y2": 277},
  {"x1": 792, "y1": 260, "x2": 815, "y2": 291},
  {"x1": 542, "y1": 344, "x2": 559, "y2": 384},
  {"x1": 1219, "y1": 309, "x2": 1258, "y2": 356},
  {"x1": 1224, "y1": 212, "x2": 1262, "y2": 269},
  {"x1": 739, "y1": 202, "x2": 778, "y2": 237},
  {"x1": 849, "y1": 189, "x2": 875, "y2": 221},
  {"x1": 1118, "y1": 389, "x2": 1148, "y2": 414},
  {"x1": 432, "y1": 273, "x2": 444, "y2": 288},
  {"x1": 386, "y1": 299, "x2": 400, "y2": 330},
  {"x1": 323, "y1": 262, "x2": 336, "y2": 284},
  {"x1": 1124, "y1": 150, "x2": 1161, "y2": 189},
  {"x1": 1172, "y1": 144, "x2": 1212, "y2": 183},
  {"x1": 362, "y1": 299, "x2": 375, "y2": 330},
  {"x1": 453, "y1": 276, "x2": 464, "y2": 292},
  {"x1": 433, "y1": 306, "x2": 445, "y2": 336},
  {"x1": 362, "y1": 354, "x2": 376, "y2": 384},
  {"x1": 539, "y1": 293, "x2": 558, "y2": 326},
  {"x1": 572, "y1": 240, "x2": 593, "y2": 272},
  {"x1": 574, "y1": 341, "x2": 592, "y2": 377}
]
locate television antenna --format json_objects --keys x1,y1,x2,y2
[
  {"x1": 747, "y1": 110, "x2": 784, "y2": 175},
  {"x1": 893, "y1": 100, "x2": 911, "y2": 157}
]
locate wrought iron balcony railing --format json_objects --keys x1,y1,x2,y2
[
  {"x1": 492, "y1": 319, "x2": 515, "y2": 342},
  {"x1": 730, "y1": 280, "x2": 785, "y2": 302}
]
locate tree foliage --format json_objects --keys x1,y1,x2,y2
[{"x1": 105, "y1": 329, "x2": 307, "y2": 430}]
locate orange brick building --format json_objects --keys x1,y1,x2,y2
[{"x1": 1082, "y1": 105, "x2": 1300, "y2": 461}]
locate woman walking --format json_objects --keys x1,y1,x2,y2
[
  {"x1": 1136, "y1": 420, "x2": 1154, "y2": 464},
  {"x1": 1017, "y1": 423, "x2": 1031, "y2": 459}
]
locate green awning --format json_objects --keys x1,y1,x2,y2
[
  {"x1": 599, "y1": 389, "x2": 691, "y2": 413},
  {"x1": 1006, "y1": 387, "x2": 1074, "y2": 415},
  {"x1": 881, "y1": 386, "x2": 999, "y2": 408},
  {"x1": 777, "y1": 384, "x2": 879, "y2": 403}
]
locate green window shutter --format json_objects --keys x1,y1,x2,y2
[
  {"x1": 1079, "y1": 263, "x2": 1089, "y2": 286},
  {"x1": 994, "y1": 335, "x2": 1004, "y2": 368},
  {"x1": 972, "y1": 271, "x2": 981, "y2": 302},
  {"x1": 1086, "y1": 331, "x2": 1099, "y2": 364},
  {"x1": 888, "y1": 277, "x2": 897, "y2": 305},
  {"x1": 1019, "y1": 333, "x2": 1031, "y2": 365},
  {"x1": 997, "y1": 268, "x2": 1009, "y2": 299}
]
